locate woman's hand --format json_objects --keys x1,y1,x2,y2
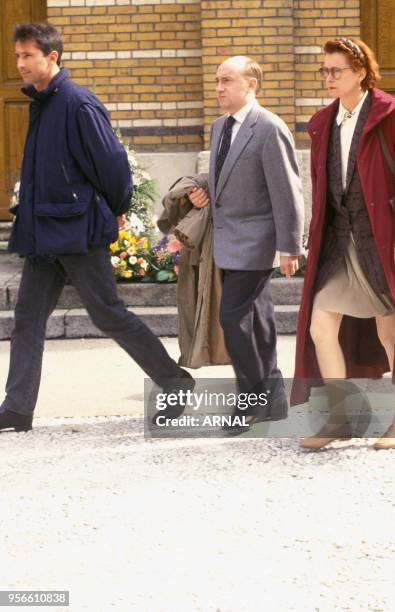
[{"x1": 189, "y1": 187, "x2": 210, "y2": 209}]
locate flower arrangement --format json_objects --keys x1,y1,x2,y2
[
  {"x1": 117, "y1": 132, "x2": 158, "y2": 235},
  {"x1": 109, "y1": 230, "x2": 150, "y2": 281},
  {"x1": 109, "y1": 231, "x2": 181, "y2": 283},
  {"x1": 112, "y1": 134, "x2": 182, "y2": 282},
  {"x1": 149, "y1": 235, "x2": 182, "y2": 283}
]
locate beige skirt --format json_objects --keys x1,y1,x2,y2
[{"x1": 313, "y1": 237, "x2": 395, "y2": 318}]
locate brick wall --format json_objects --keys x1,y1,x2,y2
[
  {"x1": 48, "y1": 0, "x2": 204, "y2": 151},
  {"x1": 200, "y1": 0, "x2": 295, "y2": 148},
  {"x1": 294, "y1": 0, "x2": 360, "y2": 146},
  {"x1": 47, "y1": 0, "x2": 361, "y2": 150}
]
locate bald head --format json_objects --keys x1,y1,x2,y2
[
  {"x1": 216, "y1": 55, "x2": 262, "y2": 114},
  {"x1": 220, "y1": 55, "x2": 250, "y2": 71}
]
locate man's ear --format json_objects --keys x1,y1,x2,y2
[
  {"x1": 249, "y1": 77, "x2": 258, "y2": 93},
  {"x1": 48, "y1": 49, "x2": 59, "y2": 65}
]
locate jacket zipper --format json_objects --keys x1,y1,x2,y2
[{"x1": 60, "y1": 162, "x2": 79, "y2": 201}]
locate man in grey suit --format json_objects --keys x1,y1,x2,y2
[{"x1": 190, "y1": 56, "x2": 304, "y2": 432}]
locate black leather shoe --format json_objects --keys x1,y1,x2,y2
[
  {"x1": 221, "y1": 407, "x2": 256, "y2": 436},
  {"x1": 263, "y1": 388, "x2": 288, "y2": 421},
  {"x1": 151, "y1": 370, "x2": 195, "y2": 426},
  {"x1": 222, "y1": 389, "x2": 288, "y2": 436},
  {"x1": 0, "y1": 408, "x2": 33, "y2": 432}
]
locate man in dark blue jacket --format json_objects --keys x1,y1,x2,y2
[{"x1": 0, "y1": 23, "x2": 193, "y2": 432}]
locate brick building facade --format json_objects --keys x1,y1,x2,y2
[
  {"x1": 47, "y1": 0, "x2": 366, "y2": 150},
  {"x1": 1, "y1": 0, "x2": 394, "y2": 220}
]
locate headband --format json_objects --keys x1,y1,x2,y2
[{"x1": 335, "y1": 37, "x2": 366, "y2": 65}]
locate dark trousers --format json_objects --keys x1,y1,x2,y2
[
  {"x1": 220, "y1": 268, "x2": 283, "y2": 394},
  {"x1": 2, "y1": 248, "x2": 184, "y2": 416}
]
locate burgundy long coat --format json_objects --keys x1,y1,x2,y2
[{"x1": 291, "y1": 88, "x2": 395, "y2": 406}]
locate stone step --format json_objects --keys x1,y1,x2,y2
[
  {"x1": 2, "y1": 276, "x2": 303, "y2": 310},
  {"x1": 0, "y1": 223, "x2": 12, "y2": 248},
  {"x1": 0, "y1": 304, "x2": 299, "y2": 340}
]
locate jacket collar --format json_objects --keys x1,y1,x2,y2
[
  {"x1": 308, "y1": 88, "x2": 395, "y2": 136},
  {"x1": 22, "y1": 68, "x2": 69, "y2": 101}
]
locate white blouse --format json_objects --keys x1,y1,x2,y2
[{"x1": 336, "y1": 90, "x2": 369, "y2": 190}]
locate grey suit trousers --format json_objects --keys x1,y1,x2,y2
[
  {"x1": 2, "y1": 247, "x2": 184, "y2": 415},
  {"x1": 219, "y1": 268, "x2": 283, "y2": 394}
]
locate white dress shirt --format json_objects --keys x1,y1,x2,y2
[
  {"x1": 336, "y1": 90, "x2": 368, "y2": 190},
  {"x1": 229, "y1": 98, "x2": 257, "y2": 143}
]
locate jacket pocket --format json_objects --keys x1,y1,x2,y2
[
  {"x1": 89, "y1": 194, "x2": 119, "y2": 246},
  {"x1": 34, "y1": 201, "x2": 90, "y2": 254}
]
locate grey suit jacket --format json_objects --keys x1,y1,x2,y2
[{"x1": 209, "y1": 103, "x2": 304, "y2": 270}]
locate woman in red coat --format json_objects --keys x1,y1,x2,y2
[{"x1": 291, "y1": 38, "x2": 395, "y2": 450}]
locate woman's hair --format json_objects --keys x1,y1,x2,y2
[{"x1": 323, "y1": 37, "x2": 380, "y2": 90}]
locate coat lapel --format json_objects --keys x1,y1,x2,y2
[{"x1": 214, "y1": 106, "x2": 258, "y2": 201}]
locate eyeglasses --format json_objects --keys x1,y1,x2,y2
[{"x1": 318, "y1": 66, "x2": 353, "y2": 79}]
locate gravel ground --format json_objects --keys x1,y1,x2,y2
[{"x1": 0, "y1": 416, "x2": 394, "y2": 612}]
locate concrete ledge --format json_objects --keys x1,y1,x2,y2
[
  {"x1": 65, "y1": 306, "x2": 179, "y2": 338},
  {"x1": 271, "y1": 278, "x2": 303, "y2": 305},
  {"x1": 0, "y1": 312, "x2": 14, "y2": 340},
  {"x1": 0, "y1": 304, "x2": 299, "y2": 340},
  {"x1": 45, "y1": 310, "x2": 68, "y2": 339},
  {"x1": 0, "y1": 310, "x2": 67, "y2": 340},
  {"x1": 0, "y1": 287, "x2": 7, "y2": 310},
  {"x1": 6, "y1": 278, "x2": 303, "y2": 310},
  {"x1": 275, "y1": 305, "x2": 299, "y2": 334}
]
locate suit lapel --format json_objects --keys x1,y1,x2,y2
[
  {"x1": 209, "y1": 116, "x2": 226, "y2": 200},
  {"x1": 214, "y1": 106, "x2": 258, "y2": 201}
]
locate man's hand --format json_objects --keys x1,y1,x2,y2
[
  {"x1": 189, "y1": 187, "x2": 210, "y2": 209},
  {"x1": 280, "y1": 255, "x2": 299, "y2": 278},
  {"x1": 117, "y1": 214, "x2": 127, "y2": 230}
]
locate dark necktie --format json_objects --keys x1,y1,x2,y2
[{"x1": 215, "y1": 115, "x2": 236, "y2": 186}]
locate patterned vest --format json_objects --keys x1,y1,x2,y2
[{"x1": 315, "y1": 92, "x2": 390, "y2": 295}]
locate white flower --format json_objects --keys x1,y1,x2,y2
[
  {"x1": 133, "y1": 174, "x2": 142, "y2": 187},
  {"x1": 111, "y1": 256, "x2": 120, "y2": 268},
  {"x1": 127, "y1": 152, "x2": 137, "y2": 167},
  {"x1": 126, "y1": 213, "x2": 145, "y2": 235},
  {"x1": 140, "y1": 259, "x2": 148, "y2": 270},
  {"x1": 129, "y1": 256, "x2": 137, "y2": 265},
  {"x1": 10, "y1": 181, "x2": 20, "y2": 207}
]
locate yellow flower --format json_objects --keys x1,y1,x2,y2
[{"x1": 122, "y1": 270, "x2": 133, "y2": 279}]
